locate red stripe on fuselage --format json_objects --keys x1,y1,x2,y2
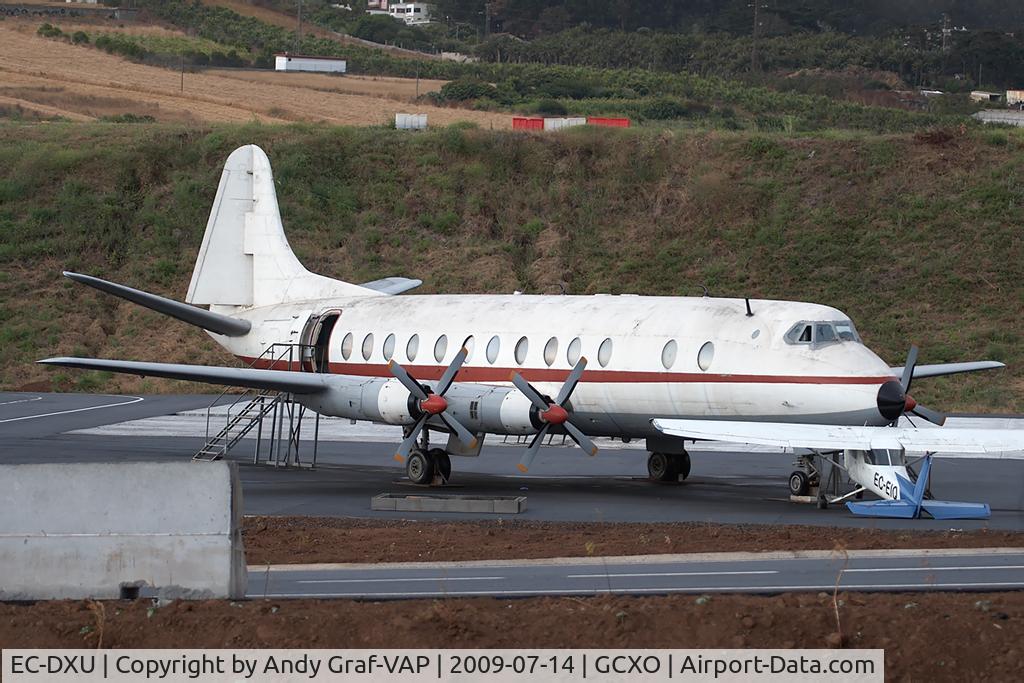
[{"x1": 240, "y1": 356, "x2": 895, "y2": 385}]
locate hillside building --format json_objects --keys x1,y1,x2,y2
[
  {"x1": 388, "y1": 2, "x2": 432, "y2": 25},
  {"x1": 274, "y1": 53, "x2": 347, "y2": 74}
]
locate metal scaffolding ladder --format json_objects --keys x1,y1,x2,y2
[{"x1": 192, "y1": 343, "x2": 320, "y2": 468}]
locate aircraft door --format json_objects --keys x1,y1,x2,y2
[{"x1": 300, "y1": 310, "x2": 342, "y2": 373}]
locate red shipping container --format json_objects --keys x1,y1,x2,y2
[
  {"x1": 587, "y1": 117, "x2": 631, "y2": 128},
  {"x1": 512, "y1": 117, "x2": 545, "y2": 130}
]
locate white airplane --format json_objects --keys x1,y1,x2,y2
[{"x1": 41, "y1": 145, "x2": 1022, "y2": 518}]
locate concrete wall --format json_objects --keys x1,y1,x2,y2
[{"x1": 0, "y1": 462, "x2": 246, "y2": 600}]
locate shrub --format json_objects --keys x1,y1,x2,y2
[
  {"x1": 71, "y1": 31, "x2": 90, "y2": 45},
  {"x1": 37, "y1": 23, "x2": 63, "y2": 39},
  {"x1": 438, "y1": 78, "x2": 498, "y2": 102},
  {"x1": 535, "y1": 98, "x2": 568, "y2": 115},
  {"x1": 640, "y1": 97, "x2": 689, "y2": 120}
]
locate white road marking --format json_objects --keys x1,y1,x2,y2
[
  {"x1": 297, "y1": 576, "x2": 505, "y2": 584},
  {"x1": 845, "y1": 565, "x2": 1024, "y2": 573},
  {"x1": 258, "y1": 580, "x2": 1024, "y2": 599},
  {"x1": 0, "y1": 396, "x2": 43, "y2": 407},
  {"x1": 567, "y1": 570, "x2": 778, "y2": 579},
  {"x1": 0, "y1": 395, "x2": 144, "y2": 423}
]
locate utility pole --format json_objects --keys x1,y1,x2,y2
[
  {"x1": 484, "y1": 2, "x2": 491, "y2": 39},
  {"x1": 750, "y1": 1, "x2": 761, "y2": 72}
]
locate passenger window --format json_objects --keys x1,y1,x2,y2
[
  {"x1": 406, "y1": 334, "x2": 419, "y2": 361},
  {"x1": 598, "y1": 338, "x2": 613, "y2": 367},
  {"x1": 383, "y1": 333, "x2": 396, "y2": 360},
  {"x1": 661, "y1": 339, "x2": 678, "y2": 369},
  {"x1": 514, "y1": 336, "x2": 529, "y2": 365},
  {"x1": 486, "y1": 335, "x2": 500, "y2": 364},
  {"x1": 543, "y1": 337, "x2": 558, "y2": 366},
  {"x1": 697, "y1": 341, "x2": 714, "y2": 371},
  {"x1": 361, "y1": 333, "x2": 374, "y2": 361},
  {"x1": 341, "y1": 332, "x2": 353, "y2": 360},
  {"x1": 463, "y1": 335, "x2": 475, "y2": 361},
  {"x1": 434, "y1": 334, "x2": 448, "y2": 363},
  {"x1": 567, "y1": 337, "x2": 582, "y2": 366}
]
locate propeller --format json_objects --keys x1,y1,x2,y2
[
  {"x1": 388, "y1": 348, "x2": 478, "y2": 462},
  {"x1": 510, "y1": 358, "x2": 598, "y2": 473},
  {"x1": 889, "y1": 345, "x2": 946, "y2": 426}
]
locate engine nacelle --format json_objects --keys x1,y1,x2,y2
[
  {"x1": 497, "y1": 389, "x2": 541, "y2": 435},
  {"x1": 376, "y1": 378, "x2": 419, "y2": 425}
]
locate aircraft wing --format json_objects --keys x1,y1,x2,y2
[
  {"x1": 359, "y1": 277, "x2": 423, "y2": 295},
  {"x1": 652, "y1": 419, "x2": 1024, "y2": 455},
  {"x1": 38, "y1": 357, "x2": 329, "y2": 394},
  {"x1": 889, "y1": 360, "x2": 1005, "y2": 379}
]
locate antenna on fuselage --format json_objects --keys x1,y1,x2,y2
[
  {"x1": 698, "y1": 284, "x2": 709, "y2": 297},
  {"x1": 745, "y1": 298, "x2": 754, "y2": 317}
]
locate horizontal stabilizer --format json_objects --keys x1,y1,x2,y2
[
  {"x1": 64, "y1": 272, "x2": 251, "y2": 337},
  {"x1": 37, "y1": 357, "x2": 327, "y2": 394},
  {"x1": 360, "y1": 277, "x2": 423, "y2": 295},
  {"x1": 652, "y1": 418, "x2": 1024, "y2": 455},
  {"x1": 846, "y1": 499, "x2": 990, "y2": 520},
  {"x1": 890, "y1": 360, "x2": 1005, "y2": 379}
]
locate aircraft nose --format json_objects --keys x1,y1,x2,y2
[{"x1": 876, "y1": 380, "x2": 906, "y2": 421}]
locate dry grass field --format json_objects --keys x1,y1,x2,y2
[
  {"x1": 208, "y1": 69, "x2": 449, "y2": 101},
  {"x1": 0, "y1": 22, "x2": 505, "y2": 127}
]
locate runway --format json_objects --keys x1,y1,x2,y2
[
  {"x1": 3, "y1": 392, "x2": 1024, "y2": 529},
  {"x1": 252, "y1": 549, "x2": 1024, "y2": 599}
]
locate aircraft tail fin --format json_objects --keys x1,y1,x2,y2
[{"x1": 186, "y1": 144, "x2": 376, "y2": 309}]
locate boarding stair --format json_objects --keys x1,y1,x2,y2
[{"x1": 192, "y1": 343, "x2": 320, "y2": 468}]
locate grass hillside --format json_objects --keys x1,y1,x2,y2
[{"x1": 0, "y1": 122, "x2": 1021, "y2": 412}]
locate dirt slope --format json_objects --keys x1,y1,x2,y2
[
  {"x1": 0, "y1": 25, "x2": 505, "y2": 126},
  {"x1": 1, "y1": 593, "x2": 1021, "y2": 679}
]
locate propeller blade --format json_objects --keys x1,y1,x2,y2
[
  {"x1": 438, "y1": 411, "x2": 479, "y2": 449},
  {"x1": 436, "y1": 347, "x2": 468, "y2": 396},
  {"x1": 511, "y1": 372, "x2": 550, "y2": 411},
  {"x1": 517, "y1": 425, "x2": 549, "y2": 473},
  {"x1": 911, "y1": 403, "x2": 947, "y2": 426},
  {"x1": 563, "y1": 420, "x2": 599, "y2": 456},
  {"x1": 900, "y1": 346, "x2": 919, "y2": 393},
  {"x1": 555, "y1": 358, "x2": 588, "y2": 406},
  {"x1": 388, "y1": 360, "x2": 428, "y2": 401},
  {"x1": 394, "y1": 415, "x2": 428, "y2": 462}
]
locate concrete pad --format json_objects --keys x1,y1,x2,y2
[
  {"x1": 372, "y1": 493, "x2": 527, "y2": 514},
  {"x1": 0, "y1": 462, "x2": 246, "y2": 599}
]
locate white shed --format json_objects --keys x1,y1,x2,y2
[
  {"x1": 395, "y1": 113, "x2": 427, "y2": 130},
  {"x1": 274, "y1": 53, "x2": 347, "y2": 74}
]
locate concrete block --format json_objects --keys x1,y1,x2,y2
[{"x1": 0, "y1": 462, "x2": 246, "y2": 600}]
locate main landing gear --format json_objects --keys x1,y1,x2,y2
[
  {"x1": 647, "y1": 450, "x2": 691, "y2": 483},
  {"x1": 402, "y1": 425, "x2": 453, "y2": 486},
  {"x1": 406, "y1": 447, "x2": 452, "y2": 485}
]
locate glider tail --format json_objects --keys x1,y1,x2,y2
[{"x1": 185, "y1": 144, "x2": 373, "y2": 310}]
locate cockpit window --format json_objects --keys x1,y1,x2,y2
[
  {"x1": 834, "y1": 320, "x2": 859, "y2": 342},
  {"x1": 786, "y1": 320, "x2": 861, "y2": 346}
]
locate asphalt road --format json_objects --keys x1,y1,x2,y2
[
  {"x1": 252, "y1": 549, "x2": 1024, "y2": 599},
  {"x1": 3, "y1": 392, "x2": 1024, "y2": 529}
]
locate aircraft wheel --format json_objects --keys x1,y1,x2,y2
[
  {"x1": 816, "y1": 494, "x2": 829, "y2": 510},
  {"x1": 406, "y1": 448, "x2": 435, "y2": 485},
  {"x1": 647, "y1": 452, "x2": 678, "y2": 482},
  {"x1": 789, "y1": 470, "x2": 810, "y2": 496},
  {"x1": 674, "y1": 452, "x2": 692, "y2": 480},
  {"x1": 429, "y1": 448, "x2": 452, "y2": 483}
]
